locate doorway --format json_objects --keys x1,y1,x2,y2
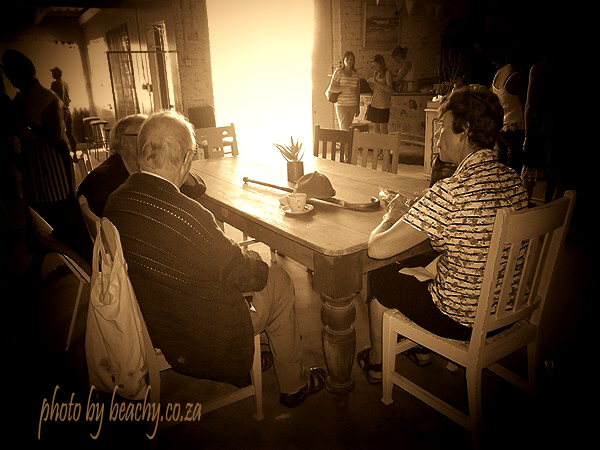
[{"x1": 206, "y1": 0, "x2": 314, "y2": 158}]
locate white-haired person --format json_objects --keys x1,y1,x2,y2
[
  {"x1": 104, "y1": 110, "x2": 327, "y2": 407},
  {"x1": 77, "y1": 113, "x2": 206, "y2": 217}
]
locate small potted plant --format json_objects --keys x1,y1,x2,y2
[{"x1": 274, "y1": 136, "x2": 305, "y2": 182}]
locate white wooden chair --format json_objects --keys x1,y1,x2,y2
[
  {"x1": 96, "y1": 217, "x2": 264, "y2": 433},
  {"x1": 195, "y1": 124, "x2": 238, "y2": 159},
  {"x1": 26, "y1": 207, "x2": 91, "y2": 351},
  {"x1": 351, "y1": 130, "x2": 426, "y2": 172},
  {"x1": 78, "y1": 195, "x2": 99, "y2": 243},
  {"x1": 313, "y1": 124, "x2": 352, "y2": 162},
  {"x1": 72, "y1": 146, "x2": 93, "y2": 180},
  {"x1": 381, "y1": 191, "x2": 576, "y2": 449},
  {"x1": 194, "y1": 124, "x2": 276, "y2": 262},
  {"x1": 350, "y1": 130, "x2": 401, "y2": 173}
]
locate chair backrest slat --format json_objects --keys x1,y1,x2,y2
[
  {"x1": 313, "y1": 125, "x2": 351, "y2": 162},
  {"x1": 196, "y1": 123, "x2": 238, "y2": 159},
  {"x1": 471, "y1": 192, "x2": 576, "y2": 342},
  {"x1": 351, "y1": 129, "x2": 401, "y2": 173},
  {"x1": 495, "y1": 242, "x2": 521, "y2": 320},
  {"x1": 514, "y1": 236, "x2": 542, "y2": 311},
  {"x1": 78, "y1": 195, "x2": 101, "y2": 243}
]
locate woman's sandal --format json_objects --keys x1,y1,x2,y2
[{"x1": 356, "y1": 347, "x2": 382, "y2": 384}]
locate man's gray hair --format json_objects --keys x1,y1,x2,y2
[{"x1": 136, "y1": 110, "x2": 196, "y2": 171}]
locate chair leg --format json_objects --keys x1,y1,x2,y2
[
  {"x1": 526, "y1": 341, "x2": 537, "y2": 397},
  {"x1": 65, "y1": 280, "x2": 84, "y2": 351},
  {"x1": 466, "y1": 364, "x2": 483, "y2": 449},
  {"x1": 251, "y1": 334, "x2": 264, "y2": 420},
  {"x1": 381, "y1": 311, "x2": 395, "y2": 405},
  {"x1": 0, "y1": 198, "x2": 10, "y2": 227},
  {"x1": 77, "y1": 159, "x2": 88, "y2": 180}
]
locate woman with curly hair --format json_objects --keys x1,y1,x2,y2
[{"x1": 357, "y1": 86, "x2": 528, "y2": 382}]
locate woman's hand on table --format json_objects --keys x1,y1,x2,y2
[{"x1": 382, "y1": 194, "x2": 411, "y2": 224}]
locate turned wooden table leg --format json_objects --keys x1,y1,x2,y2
[
  {"x1": 313, "y1": 252, "x2": 364, "y2": 395},
  {"x1": 321, "y1": 292, "x2": 356, "y2": 394}
]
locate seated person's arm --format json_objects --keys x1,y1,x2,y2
[
  {"x1": 368, "y1": 192, "x2": 429, "y2": 260},
  {"x1": 368, "y1": 220, "x2": 428, "y2": 260},
  {"x1": 222, "y1": 248, "x2": 269, "y2": 293},
  {"x1": 205, "y1": 214, "x2": 269, "y2": 293},
  {"x1": 181, "y1": 171, "x2": 207, "y2": 200}
]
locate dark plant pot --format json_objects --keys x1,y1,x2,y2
[{"x1": 287, "y1": 161, "x2": 304, "y2": 183}]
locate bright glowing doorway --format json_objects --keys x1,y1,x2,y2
[{"x1": 207, "y1": 0, "x2": 314, "y2": 159}]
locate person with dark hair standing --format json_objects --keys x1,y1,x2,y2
[
  {"x1": 50, "y1": 66, "x2": 77, "y2": 156},
  {"x1": 366, "y1": 54, "x2": 393, "y2": 135},
  {"x1": 1, "y1": 49, "x2": 87, "y2": 278},
  {"x1": 327, "y1": 50, "x2": 360, "y2": 131},
  {"x1": 392, "y1": 46, "x2": 415, "y2": 93},
  {"x1": 357, "y1": 86, "x2": 528, "y2": 382}
]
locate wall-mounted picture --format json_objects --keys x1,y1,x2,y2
[{"x1": 362, "y1": 2, "x2": 399, "y2": 48}]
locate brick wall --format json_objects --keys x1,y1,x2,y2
[
  {"x1": 170, "y1": 0, "x2": 214, "y2": 117},
  {"x1": 333, "y1": 0, "x2": 466, "y2": 84}
]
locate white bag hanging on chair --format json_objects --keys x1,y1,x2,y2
[{"x1": 85, "y1": 218, "x2": 148, "y2": 401}]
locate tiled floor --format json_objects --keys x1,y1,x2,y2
[{"x1": 2, "y1": 161, "x2": 594, "y2": 449}]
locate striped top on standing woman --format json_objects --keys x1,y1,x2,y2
[{"x1": 333, "y1": 68, "x2": 359, "y2": 107}]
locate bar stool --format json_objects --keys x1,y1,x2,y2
[
  {"x1": 82, "y1": 116, "x2": 100, "y2": 158},
  {"x1": 90, "y1": 120, "x2": 109, "y2": 160}
]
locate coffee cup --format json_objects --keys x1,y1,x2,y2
[{"x1": 287, "y1": 192, "x2": 307, "y2": 212}]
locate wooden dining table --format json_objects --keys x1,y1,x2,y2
[{"x1": 191, "y1": 155, "x2": 431, "y2": 394}]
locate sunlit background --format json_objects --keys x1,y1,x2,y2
[{"x1": 207, "y1": 0, "x2": 314, "y2": 159}]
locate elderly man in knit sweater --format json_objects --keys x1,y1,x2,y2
[{"x1": 104, "y1": 110, "x2": 326, "y2": 407}]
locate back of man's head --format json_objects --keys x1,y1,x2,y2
[
  {"x1": 1, "y1": 49, "x2": 36, "y2": 87},
  {"x1": 137, "y1": 110, "x2": 195, "y2": 173},
  {"x1": 109, "y1": 114, "x2": 147, "y2": 173}
]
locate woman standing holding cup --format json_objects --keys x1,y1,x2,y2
[
  {"x1": 327, "y1": 51, "x2": 360, "y2": 131},
  {"x1": 366, "y1": 54, "x2": 393, "y2": 134}
]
